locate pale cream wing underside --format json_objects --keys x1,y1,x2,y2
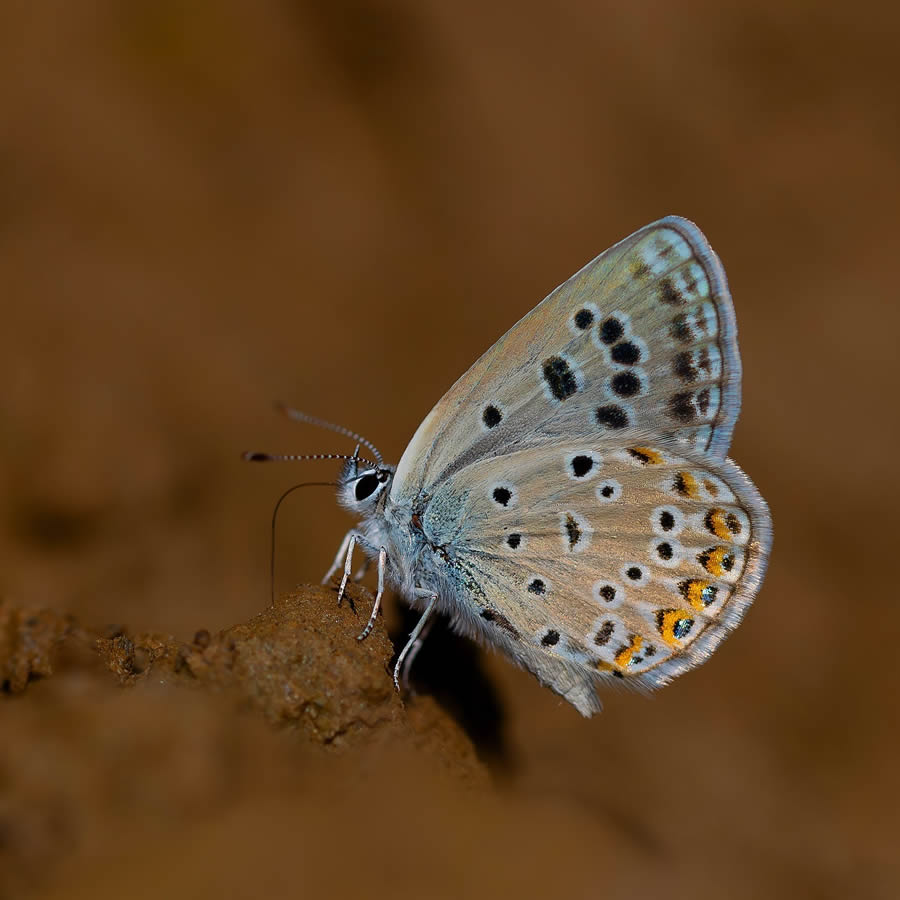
[
  {"x1": 392, "y1": 217, "x2": 740, "y2": 507},
  {"x1": 422, "y1": 439, "x2": 771, "y2": 711}
]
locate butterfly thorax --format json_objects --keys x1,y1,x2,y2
[{"x1": 363, "y1": 494, "x2": 453, "y2": 609}]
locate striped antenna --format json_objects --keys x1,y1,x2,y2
[
  {"x1": 242, "y1": 451, "x2": 379, "y2": 470},
  {"x1": 276, "y1": 404, "x2": 384, "y2": 466}
]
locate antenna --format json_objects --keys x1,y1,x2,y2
[
  {"x1": 275, "y1": 404, "x2": 384, "y2": 466},
  {"x1": 242, "y1": 451, "x2": 379, "y2": 470}
]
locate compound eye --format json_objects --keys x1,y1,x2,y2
[{"x1": 354, "y1": 473, "x2": 380, "y2": 501}]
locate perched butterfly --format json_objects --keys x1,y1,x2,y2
[{"x1": 248, "y1": 217, "x2": 772, "y2": 715}]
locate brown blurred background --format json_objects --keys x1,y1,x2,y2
[{"x1": 1, "y1": 1, "x2": 898, "y2": 897}]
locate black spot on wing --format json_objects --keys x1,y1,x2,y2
[
  {"x1": 671, "y1": 314, "x2": 693, "y2": 343},
  {"x1": 599, "y1": 484, "x2": 616, "y2": 498},
  {"x1": 480, "y1": 608, "x2": 520, "y2": 638},
  {"x1": 659, "y1": 278, "x2": 683, "y2": 305},
  {"x1": 596, "y1": 405, "x2": 628, "y2": 429},
  {"x1": 599, "y1": 317, "x2": 624, "y2": 345},
  {"x1": 698, "y1": 347, "x2": 712, "y2": 374},
  {"x1": 611, "y1": 341, "x2": 641, "y2": 365},
  {"x1": 574, "y1": 308, "x2": 594, "y2": 330},
  {"x1": 542, "y1": 356, "x2": 579, "y2": 401},
  {"x1": 564, "y1": 513, "x2": 581, "y2": 549},
  {"x1": 594, "y1": 620, "x2": 615, "y2": 645},
  {"x1": 541, "y1": 629, "x2": 560, "y2": 647},
  {"x1": 611, "y1": 371, "x2": 641, "y2": 397},
  {"x1": 668, "y1": 392, "x2": 697, "y2": 422},
  {"x1": 673, "y1": 352, "x2": 698, "y2": 383},
  {"x1": 570, "y1": 455, "x2": 594, "y2": 477},
  {"x1": 696, "y1": 388, "x2": 712, "y2": 415},
  {"x1": 482, "y1": 404, "x2": 502, "y2": 428}
]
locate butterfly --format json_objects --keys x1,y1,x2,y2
[{"x1": 248, "y1": 216, "x2": 772, "y2": 716}]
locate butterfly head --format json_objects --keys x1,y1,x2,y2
[{"x1": 338, "y1": 457, "x2": 395, "y2": 514}]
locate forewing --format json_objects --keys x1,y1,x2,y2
[
  {"x1": 423, "y1": 439, "x2": 771, "y2": 713},
  {"x1": 393, "y1": 217, "x2": 740, "y2": 506}
]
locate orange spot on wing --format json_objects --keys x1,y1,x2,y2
[
  {"x1": 699, "y1": 546, "x2": 734, "y2": 577},
  {"x1": 628, "y1": 446, "x2": 664, "y2": 465},
  {"x1": 703, "y1": 478, "x2": 719, "y2": 496},
  {"x1": 680, "y1": 578, "x2": 717, "y2": 611},
  {"x1": 673, "y1": 471, "x2": 699, "y2": 498},
  {"x1": 705, "y1": 508, "x2": 732, "y2": 540},
  {"x1": 614, "y1": 634, "x2": 643, "y2": 668},
  {"x1": 656, "y1": 609, "x2": 696, "y2": 647}
]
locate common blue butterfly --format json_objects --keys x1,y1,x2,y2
[{"x1": 249, "y1": 217, "x2": 772, "y2": 715}]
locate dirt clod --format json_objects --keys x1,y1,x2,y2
[{"x1": 0, "y1": 602, "x2": 74, "y2": 693}]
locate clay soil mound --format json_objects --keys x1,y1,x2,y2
[{"x1": 0, "y1": 585, "x2": 497, "y2": 899}]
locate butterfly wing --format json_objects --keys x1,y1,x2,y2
[
  {"x1": 420, "y1": 438, "x2": 771, "y2": 715},
  {"x1": 392, "y1": 217, "x2": 740, "y2": 507}
]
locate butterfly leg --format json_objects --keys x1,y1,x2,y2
[
  {"x1": 397, "y1": 605, "x2": 437, "y2": 694},
  {"x1": 321, "y1": 528, "x2": 359, "y2": 585},
  {"x1": 335, "y1": 532, "x2": 361, "y2": 607},
  {"x1": 393, "y1": 591, "x2": 438, "y2": 693},
  {"x1": 356, "y1": 547, "x2": 387, "y2": 642}
]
